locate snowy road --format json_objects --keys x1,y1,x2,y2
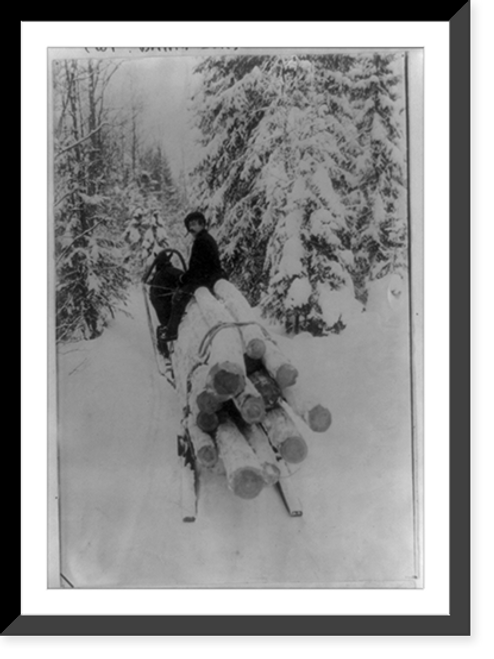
[{"x1": 56, "y1": 285, "x2": 417, "y2": 588}]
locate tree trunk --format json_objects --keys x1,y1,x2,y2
[
  {"x1": 171, "y1": 300, "x2": 209, "y2": 407},
  {"x1": 189, "y1": 365, "x2": 220, "y2": 434},
  {"x1": 194, "y1": 287, "x2": 246, "y2": 397},
  {"x1": 262, "y1": 406, "x2": 308, "y2": 464},
  {"x1": 242, "y1": 423, "x2": 281, "y2": 485},
  {"x1": 207, "y1": 361, "x2": 245, "y2": 398},
  {"x1": 186, "y1": 419, "x2": 219, "y2": 469},
  {"x1": 232, "y1": 377, "x2": 266, "y2": 424},
  {"x1": 171, "y1": 303, "x2": 219, "y2": 455},
  {"x1": 281, "y1": 384, "x2": 332, "y2": 433},
  {"x1": 171, "y1": 325, "x2": 220, "y2": 469},
  {"x1": 262, "y1": 339, "x2": 299, "y2": 389},
  {"x1": 196, "y1": 388, "x2": 229, "y2": 414},
  {"x1": 213, "y1": 279, "x2": 297, "y2": 387},
  {"x1": 215, "y1": 417, "x2": 265, "y2": 499},
  {"x1": 213, "y1": 279, "x2": 266, "y2": 359}
]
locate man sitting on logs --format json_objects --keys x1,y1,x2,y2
[{"x1": 158, "y1": 211, "x2": 227, "y2": 344}]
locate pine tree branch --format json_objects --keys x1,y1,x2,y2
[
  {"x1": 55, "y1": 122, "x2": 109, "y2": 159},
  {"x1": 54, "y1": 190, "x2": 74, "y2": 208},
  {"x1": 56, "y1": 218, "x2": 106, "y2": 264}
]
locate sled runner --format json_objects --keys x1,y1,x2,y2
[
  {"x1": 143, "y1": 274, "x2": 333, "y2": 522},
  {"x1": 142, "y1": 282, "x2": 176, "y2": 384}
]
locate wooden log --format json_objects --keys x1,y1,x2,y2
[
  {"x1": 242, "y1": 423, "x2": 281, "y2": 485},
  {"x1": 187, "y1": 422, "x2": 219, "y2": 468},
  {"x1": 262, "y1": 339, "x2": 299, "y2": 389},
  {"x1": 213, "y1": 279, "x2": 266, "y2": 359},
  {"x1": 262, "y1": 406, "x2": 308, "y2": 464},
  {"x1": 281, "y1": 385, "x2": 332, "y2": 433},
  {"x1": 171, "y1": 300, "x2": 210, "y2": 405},
  {"x1": 248, "y1": 368, "x2": 282, "y2": 410},
  {"x1": 245, "y1": 337, "x2": 265, "y2": 360},
  {"x1": 185, "y1": 367, "x2": 219, "y2": 468},
  {"x1": 233, "y1": 377, "x2": 266, "y2": 424},
  {"x1": 171, "y1": 314, "x2": 220, "y2": 469},
  {"x1": 215, "y1": 417, "x2": 265, "y2": 499},
  {"x1": 194, "y1": 287, "x2": 246, "y2": 397},
  {"x1": 196, "y1": 410, "x2": 219, "y2": 433},
  {"x1": 196, "y1": 388, "x2": 229, "y2": 414},
  {"x1": 213, "y1": 279, "x2": 297, "y2": 387},
  {"x1": 189, "y1": 365, "x2": 220, "y2": 433},
  {"x1": 208, "y1": 361, "x2": 245, "y2": 397}
]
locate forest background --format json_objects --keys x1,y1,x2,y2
[
  {"x1": 23, "y1": 22, "x2": 456, "y2": 614},
  {"x1": 52, "y1": 49, "x2": 410, "y2": 343}
]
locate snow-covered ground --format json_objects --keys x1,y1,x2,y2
[{"x1": 56, "y1": 280, "x2": 417, "y2": 588}]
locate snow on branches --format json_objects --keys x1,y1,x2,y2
[
  {"x1": 52, "y1": 50, "x2": 408, "y2": 342},
  {"x1": 189, "y1": 51, "x2": 408, "y2": 334},
  {"x1": 53, "y1": 58, "x2": 186, "y2": 342}
]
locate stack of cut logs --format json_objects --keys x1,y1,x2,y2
[{"x1": 170, "y1": 279, "x2": 332, "y2": 500}]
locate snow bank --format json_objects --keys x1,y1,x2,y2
[
  {"x1": 365, "y1": 272, "x2": 408, "y2": 328},
  {"x1": 55, "y1": 284, "x2": 416, "y2": 588},
  {"x1": 286, "y1": 277, "x2": 312, "y2": 308},
  {"x1": 317, "y1": 282, "x2": 364, "y2": 329}
]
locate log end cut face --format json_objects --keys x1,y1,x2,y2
[
  {"x1": 196, "y1": 410, "x2": 220, "y2": 433},
  {"x1": 196, "y1": 390, "x2": 227, "y2": 414},
  {"x1": 232, "y1": 468, "x2": 265, "y2": 499},
  {"x1": 308, "y1": 405, "x2": 332, "y2": 432},
  {"x1": 275, "y1": 364, "x2": 299, "y2": 389},
  {"x1": 246, "y1": 338, "x2": 266, "y2": 360},
  {"x1": 212, "y1": 363, "x2": 245, "y2": 397},
  {"x1": 240, "y1": 396, "x2": 266, "y2": 424},
  {"x1": 197, "y1": 445, "x2": 219, "y2": 469},
  {"x1": 280, "y1": 435, "x2": 308, "y2": 464}
]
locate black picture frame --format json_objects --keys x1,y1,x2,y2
[{"x1": 12, "y1": 8, "x2": 470, "y2": 636}]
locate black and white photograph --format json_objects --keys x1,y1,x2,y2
[{"x1": 48, "y1": 46, "x2": 423, "y2": 590}]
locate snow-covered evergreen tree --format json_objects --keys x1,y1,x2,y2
[
  {"x1": 189, "y1": 54, "x2": 369, "y2": 333},
  {"x1": 121, "y1": 146, "x2": 186, "y2": 275},
  {"x1": 345, "y1": 52, "x2": 408, "y2": 304},
  {"x1": 143, "y1": 146, "x2": 186, "y2": 252},
  {"x1": 53, "y1": 59, "x2": 131, "y2": 342},
  {"x1": 188, "y1": 55, "x2": 271, "y2": 299},
  {"x1": 123, "y1": 206, "x2": 170, "y2": 271},
  {"x1": 189, "y1": 51, "x2": 408, "y2": 333},
  {"x1": 258, "y1": 57, "x2": 360, "y2": 335}
]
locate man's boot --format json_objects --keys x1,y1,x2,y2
[
  {"x1": 156, "y1": 326, "x2": 171, "y2": 357},
  {"x1": 160, "y1": 329, "x2": 178, "y2": 343}
]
